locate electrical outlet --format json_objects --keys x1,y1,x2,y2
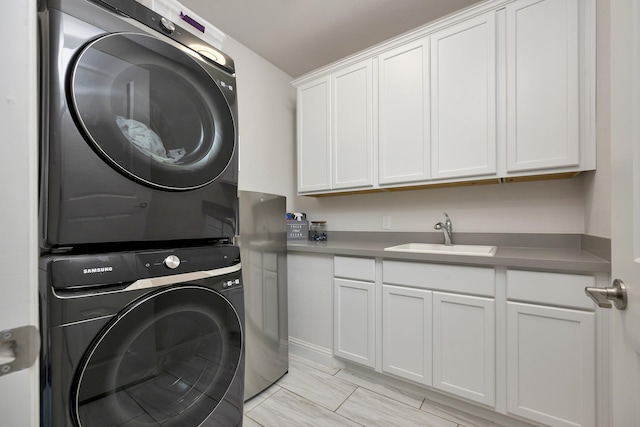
[{"x1": 382, "y1": 215, "x2": 392, "y2": 230}]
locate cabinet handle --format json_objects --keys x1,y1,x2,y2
[{"x1": 585, "y1": 279, "x2": 627, "y2": 310}]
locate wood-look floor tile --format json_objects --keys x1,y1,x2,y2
[
  {"x1": 276, "y1": 363, "x2": 357, "y2": 411},
  {"x1": 246, "y1": 388, "x2": 362, "y2": 427},
  {"x1": 244, "y1": 355, "x2": 516, "y2": 427},
  {"x1": 335, "y1": 369, "x2": 424, "y2": 409},
  {"x1": 244, "y1": 384, "x2": 281, "y2": 412},
  {"x1": 420, "y1": 399, "x2": 505, "y2": 427},
  {"x1": 336, "y1": 388, "x2": 457, "y2": 427},
  {"x1": 242, "y1": 414, "x2": 263, "y2": 427}
]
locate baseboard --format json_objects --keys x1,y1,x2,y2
[{"x1": 288, "y1": 337, "x2": 333, "y2": 367}]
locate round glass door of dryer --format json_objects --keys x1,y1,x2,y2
[
  {"x1": 71, "y1": 286, "x2": 242, "y2": 426},
  {"x1": 69, "y1": 33, "x2": 236, "y2": 190}
]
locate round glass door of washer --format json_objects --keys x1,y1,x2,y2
[
  {"x1": 72, "y1": 286, "x2": 242, "y2": 426},
  {"x1": 70, "y1": 33, "x2": 236, "y2": 190}
]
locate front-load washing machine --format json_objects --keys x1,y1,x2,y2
[
  {"x1": 39, "y1": 0, "x2": 239, "y2": 249},
  {"x1": 39, "y1": 244, "x2": 244, "y2": 426}
]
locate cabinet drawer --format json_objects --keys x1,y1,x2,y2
[
  {"x1": 334, "y1": 256, "x2": 375, "y2": 281},
  {"x1": 506, "y1": 270, "x2": 595, "y2": 310},
  {"x1": 382, "y1": 260, "x2": 495, "y2": 296}
]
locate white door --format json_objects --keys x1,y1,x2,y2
[
  {"x1": 378, "y1": 38, "x2": 430, "y2": 185},
  {"x1": 505, "y1": 0, "x2": 580, "y2": 173},
  {"x1": 433, "y1": 292, "x2": 495, "y2": 407},
  {"x1": 0, "y1": 1, "x2": 39, "y2": 426},
  {"x1": 430, "y1": 12, "x2": 497, "y2": 179},
  {"x1": 609, "y1": 0, "x2": 640, "y2": 424},
  {"x1": 382, "y1": 284, "x2": 432, "y2": 386},
  {"x1": 332, "y1": 59, "x2": 374, "y2": 190},
  {"x1": 506, "y1": 302, "x2": 595, "y2": 427},
  {"x1": 334, "y1": 278, "x2": 376, "y2": 367},
  {"x1": 297, "y1": 76, "x2": 332, "y2": 193}
]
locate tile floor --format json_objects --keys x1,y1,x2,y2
[{"x1": 243, "y1": 355, "x2": 509, "y2": 427}]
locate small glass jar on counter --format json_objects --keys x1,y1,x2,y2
[{"x1": 309, "y1": 221, "x2": 327, "y2": 241}]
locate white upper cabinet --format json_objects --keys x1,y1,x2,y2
[
  {"x1": 505, "y1": 0, "x2": 581, "y2": 173},
  {"x1": 430, "y1": 12, "x2": 497, "y2": 179},
  {"x1": 292, "y1": 0, "x2": 595, "y2": 195},
  {"x1": 332, "y1": 59, "x2": 374, "y2": 190},
  {"x1": 378, "y1": 38, "x2": 430, "y2": 185},
  {"x1": 297, "y1": 77, "x2": 331, "y2": 192}
]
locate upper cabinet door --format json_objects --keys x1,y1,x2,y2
[
  {"x1": 506, "y1": 0, "x2": 580, "y2": 172},
  {"x1": 297, "y1": 77, "x2": 332, "y2": 193},
  {"x1": 332, "y1": 59, "x2": 374, "y2": 190},
  {"x1": 430, "y1": 12, "x2": 497, "y2": 180},
  {"x1": 378, "y1": 38, "x2": 430, "y2": 185}
]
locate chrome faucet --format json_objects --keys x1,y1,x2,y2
[{"x1": 434, "y1": 212, "x2": 453, "y2": 246}]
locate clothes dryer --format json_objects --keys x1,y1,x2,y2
[
  {"x1": 40, "y1": 0, "x2": 239, "y2": 249},
  {"x1": 39, "y1": 244, "x2": 244, "y2": 427}
]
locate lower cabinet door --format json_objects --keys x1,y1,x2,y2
[
  {"x1": 506, "y1": 302, "x2": 596, "y2": 427},
  {"x1": 334, "y1": 278, "x2": 376, "y2": 367},
  {"x1": 382, "y1": 285, "x2": 432, "y2": 386},
  {"x1": 432, "y1": 292, "x2": 495, "y2": 406}
]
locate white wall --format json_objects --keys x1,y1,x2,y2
[
  {"x1": 287, "y1": 253, "x2": 334, "y2": 362},
  {"x1": 214, "y1": 37, "x2": 298, "y2": 206},
  {"x1": 584, "y1": 0, "x2": 611, "y2": 239},
  {"x1": 291, "y1": 178, "x2": 587, "y2": 233}
]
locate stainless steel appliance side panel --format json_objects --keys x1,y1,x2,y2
[{"x1": 238, "y1": 191, "x2": 289, "y2": 400}]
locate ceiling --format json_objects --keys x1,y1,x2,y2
[{"x1": 179, "y1": 0, "x2": 485, "y2": 78}]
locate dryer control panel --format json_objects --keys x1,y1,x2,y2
[{"x1": 88, "y1": 0, "x2": 235, "y2": 74}]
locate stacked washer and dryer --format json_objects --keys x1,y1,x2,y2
[{"x1": 38, "y1": 0, "x2": 245, "y2": 425}]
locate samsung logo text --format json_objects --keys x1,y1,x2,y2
[{"x1": 83, "y1": 267, "x2": 113, "y2": 274}]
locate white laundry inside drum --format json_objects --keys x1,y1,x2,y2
[{"x1": 115, "y1": 115, "x2": 186, "y2": 163}]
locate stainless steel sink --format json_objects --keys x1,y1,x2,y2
[{"x1": 384, "y1": 243, "x2": 497, "y2": 257}]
